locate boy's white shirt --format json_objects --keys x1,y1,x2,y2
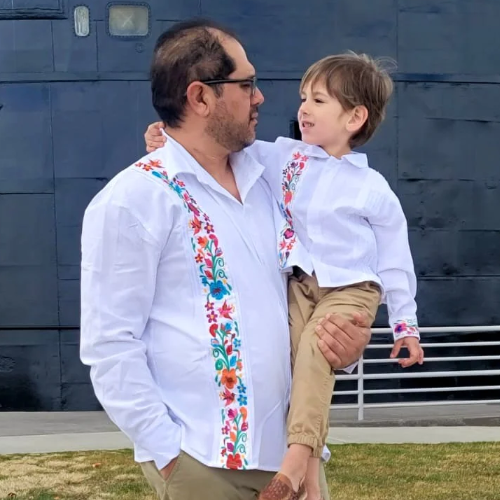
[{"x1": 246, "y1": 137, "x2": 420, "y2": 342}]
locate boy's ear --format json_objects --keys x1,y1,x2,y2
[{"x1": 347, "y1": 105, "x2": 368, "y2": 133}]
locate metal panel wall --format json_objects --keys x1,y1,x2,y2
[{"x1": 1, "y1": 0, "x2": 499, "y2": 409}]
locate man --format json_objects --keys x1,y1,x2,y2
[{"x1": 80, "y1": 19, "x2": 370, "y2": 500}]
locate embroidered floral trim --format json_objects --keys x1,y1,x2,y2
[
  {"x1": 278, "y1": 152, "x2": 309, "y2": 268},
  {"x1": 393, "y1": 319, "x2": 420, "y2": 341},
  {"x1": 135, "y1": 159, "x2": 249, "y2": 470}
]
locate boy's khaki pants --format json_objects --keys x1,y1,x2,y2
[{"x1": 287, "y1": 270, "x2": 380, "y2": 457}]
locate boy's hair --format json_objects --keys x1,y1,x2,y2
[{"x1": 300, "y1": 52, "x2": 395, "y2": 148}]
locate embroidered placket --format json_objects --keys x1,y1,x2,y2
[
  {"x1": 278, "y1": 152, "x2": 309, "y2": 268},
  {"x1": 136, "y1": 159, "x2": 250, "y2": 470}
]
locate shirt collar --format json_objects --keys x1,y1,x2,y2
[
  {"x1": 342, "y1": 151, "x2": 369, "y2": 169},
  {"x1": 154, "y1": 132, "x2": 197, "y2": 177},
  {"x1": 301, "y1": 143, "x2": 369, "y2": 169},
  {"x1": 230, "y1": 149, "x2": 265, "y2": 202},
  {"x1": 156, "y1": 133, "x2": 265, "y2": 203}
]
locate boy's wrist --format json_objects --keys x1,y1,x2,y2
[{"x1": 392, "y1": 319, "x2": 420, "y2": 342}]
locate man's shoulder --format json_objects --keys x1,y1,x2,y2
[
  {"x1": 87, "y1": 150, "x2": 178, "y2": 213},
  {"x1": 82, "y1": 151, "x2": 180, "y2": 246}
]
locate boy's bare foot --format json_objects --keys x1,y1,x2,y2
[{"x1": 280, "y1": 444, "x2": 311, "y2": 491}]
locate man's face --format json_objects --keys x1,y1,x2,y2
[{"x1": 205, "y1": 37, "x2": 264, "y2": 153}]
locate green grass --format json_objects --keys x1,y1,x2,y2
[
  {"x1": 325, "y1": 443, "x2": 500, "y2": 499},
  {"x1": 1, "y1": 443, "x2": 500, "y2": 499}
]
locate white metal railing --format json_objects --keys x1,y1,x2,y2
[{"x1": 332, "y1": 326, "x2": 500, "y2": 421}]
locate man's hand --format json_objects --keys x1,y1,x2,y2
[
  {"x1": 145, "y1": 121, "x2": 166, "y2": 153},
  {"x1": 391, "y1": 337, "x2": 424, "y2": 368},
  {"x1": 159, "y1": 456, "x2": 178, "y2": 481},
  {"x1": 316, "y1": 312, "x2": 371, "y2": 370}
]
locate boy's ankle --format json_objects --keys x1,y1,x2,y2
[
  {"x1": 304, "y1": 457, "x2": 322, "y2": 499},
  {"x1": 280, "y1": 444, "x2": 312, "y2": 491}
]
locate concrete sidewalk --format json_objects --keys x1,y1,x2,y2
[
  {"x1": 2, "y1": 403, "x2": 499, "y2": 438},
  {"x1": 329, "y1": 402, "x2": 500, "y2": 427},
  {"x1": 0, "y1": 410, "x2": 498, "y2": 455},
  {"x1": 326, "y1": 426, "x2": 500, "y2": 445},
  {"x1": 0, "y1": 431, "x2": 132, "y2": 455}
]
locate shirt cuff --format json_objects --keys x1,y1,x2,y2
[
  {"x1": 321, "y1": 445, "x2": 331, "y2": 463},
  {"x1": 392, "y1": 319, "x2": 420, "y2": 341},
  {"x1": 342, "y1": 361, "x2": 358, "y2": 374},
  {"x1": 151, "y1": 425, "x2": 182, "y2": 471}
]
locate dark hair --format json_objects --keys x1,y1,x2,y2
[
  {"x1": 151, "y1": 19, "x2": 239, "y2": 127},
  {"x1": 300, "y1": 52, "x2": 395, "y2": 148}
]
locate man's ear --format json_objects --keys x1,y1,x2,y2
[
  {"x1": 185, "y1": 82, "x2": 214, "y2": 118},
  {"x1": 346, "y1": 105, "x2": 368, "y2": 134}
]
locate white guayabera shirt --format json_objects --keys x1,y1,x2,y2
[{"x1": 80, "y1": 136, "x2": 292, "y2": 471}]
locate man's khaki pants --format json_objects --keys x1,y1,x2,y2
[
  {"x1": 141, "y1": 452, "x2": 330, "y2": 500},
  {"x1": 287, "y1": 271, "x2": 380, "y2": 457}
]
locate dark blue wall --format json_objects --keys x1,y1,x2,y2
[{"x1": 1, "y1": 0, "x2": 499, "y2": 410}]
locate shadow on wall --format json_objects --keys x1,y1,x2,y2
[{"x1": 0, "y1": 368, "x2": 42, "y2": 411}]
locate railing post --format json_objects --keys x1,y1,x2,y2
[{"x1": 358, "y1": 355, "x2": 364, "y2": 421}]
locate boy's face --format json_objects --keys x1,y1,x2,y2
[{"x1": 298, "y1": 80, "x2": 365, "y2": 156}]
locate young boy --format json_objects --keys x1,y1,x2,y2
[{"x1": 144, "y1": 52, "x2": 424, "y2": 500}]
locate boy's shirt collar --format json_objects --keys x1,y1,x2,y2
[{"x1": 301, "y1": 144, "x2": 369, "y2": 169}]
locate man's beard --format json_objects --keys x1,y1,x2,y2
[{"x1": 205, "y1": 100, "x2": 256, "y2": 152}]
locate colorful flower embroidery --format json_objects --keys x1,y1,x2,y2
[
  {"x1": 135, "y1": 158, "x2": 249, "y2": 470},
  {"x1": 393, "y1": 319, "x2": 420, "y2": 341},
  {"x1": 278, "y1": 152, "x2": 309, "y2": 268}
]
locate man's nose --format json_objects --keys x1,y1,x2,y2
[{"x1": 252, "y1": 86, "x2": 264, "y2": 106}]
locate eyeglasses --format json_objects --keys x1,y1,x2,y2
[{"x1": 200, "y1": 76, "x2": 258, "y2": 96}]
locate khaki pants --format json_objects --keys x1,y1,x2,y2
[
  {"x1": 287, "y1": 270, "x2": 380, "y2": 457},
  {"x1": 141, "y1": 451, "x2": 330, "y2": 500}
]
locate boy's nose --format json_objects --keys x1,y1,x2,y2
[{"x1": 299, "y1": 103, "x2": 309, "y2": 116}]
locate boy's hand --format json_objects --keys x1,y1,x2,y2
[
  {"x1": 391, "y1": 337, "x2": 424, "y2": 368},
  {"x1": 145, "y1": 121, "x2": 166, "y2": 153}
]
